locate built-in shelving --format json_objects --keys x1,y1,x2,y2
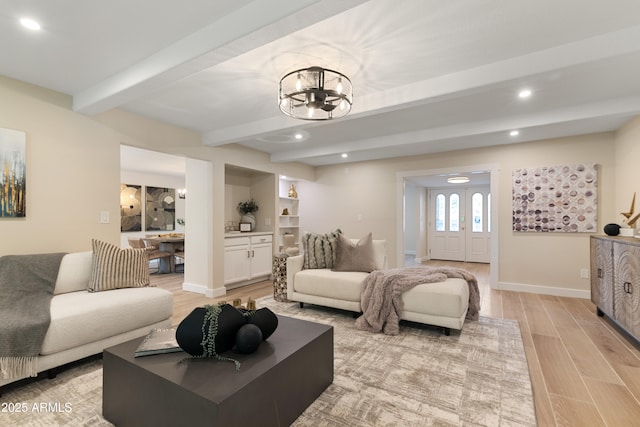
[{"x1": 278, "y1": 179, "x2": 300, "y2": 252}]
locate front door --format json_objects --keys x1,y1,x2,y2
[{"x1": 429, "y1": 186, "x2": 490, "y2": 263}]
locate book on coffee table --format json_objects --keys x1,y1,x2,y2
[{"x1": 134, "y1": 327, "x2": 182, "y2": 357}]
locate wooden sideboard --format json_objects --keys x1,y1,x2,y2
[{"x1": 590, "y1": 235, "x2": 640, "y2": 340}]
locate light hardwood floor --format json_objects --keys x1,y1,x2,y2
[{"x1": 151, "y1": 261, "x2": 640, "y2": 426}]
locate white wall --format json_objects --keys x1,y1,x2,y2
[
  {"x1": 615, "y1": 116, "x2": 640, "y2": 230},
  {"x1": 0, "y1": 76, "x2": 121, "y2": 254},
  {"x1": 298, "y1": 132, "x2": 616, "y2": 297}
]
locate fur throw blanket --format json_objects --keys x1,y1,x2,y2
[
  {"x1": 356, "y1": 266, "x2": 480, "y2": 335},
  {"x1": 0, "y1": 253, "x2": 66, "y2": 379}
]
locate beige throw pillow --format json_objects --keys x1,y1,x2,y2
[
  {"x1": 333, "y1": 233, "x2": 376, "y2": 273},
  {"x1": 88, "y1": 239, "x2": 151, "y2": 292}
]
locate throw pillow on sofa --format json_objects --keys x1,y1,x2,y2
[
  {"x1": 333, "y1": 232, "x2": 377, "y2": 273},
  {"x1": 302, "y1": 229, "x2": 342, "y2": 269},
  {"x1": 88, "y1": 239, "x2": 151, "y2": 292}
]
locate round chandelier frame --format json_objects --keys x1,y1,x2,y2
[{"x1": 278, "y1": 66, "x2": 353, "y2": 120}]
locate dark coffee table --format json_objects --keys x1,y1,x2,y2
[{"x1": 103, "y1": 315, "x2": 333, "y2": 427}]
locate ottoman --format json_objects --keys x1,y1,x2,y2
[{"x1": 401, "y1": 278, "x2": 470, "y2": 335}]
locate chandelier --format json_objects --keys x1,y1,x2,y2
[{"x1": 279, "y1": 66, "x2": 352, "y2": 120}]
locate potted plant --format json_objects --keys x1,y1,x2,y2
[{"x1": 237, "y1": 199, "x2": 259, "y2": 231}]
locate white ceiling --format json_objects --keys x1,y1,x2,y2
[{"x1": 3, "y1": 0, "x2": 640, "y2": 168}]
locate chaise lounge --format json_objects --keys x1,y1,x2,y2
[{"x1": 286, "y1": 233, "x2": 478, "y2": 335}]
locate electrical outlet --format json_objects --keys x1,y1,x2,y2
[
  {"x1": 264, "y1": 217, "x2": 271, "y2": 226},
  {"x1": 100, "y1": 211, "x2": 110, "y2": 224},
  {"x1": 580, "y1": 268, "x2": 589, "y2": 279}
]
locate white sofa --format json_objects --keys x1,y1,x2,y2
[
  {"x1": 0, "y1": 251, "x2": 173, "y2": 389},
  {"x1": 286, "y1": 239, "x2": 470, "y2": 334}
]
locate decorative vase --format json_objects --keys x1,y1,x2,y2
[
  {"x1": 176, "y1": 305, "x2": 247, "y2": 357},
  {"x1": 241, "y1": 213, "x2": 255, "y2": 231},
  {"x1": 283, "y1": 234, "x2": 299, "y2": 256},
  {"x1": 246, "y1": 307, "x2": 279, "y2": 340},
  {"x1": 288, "y1": 184, "x2": 298, "y2": 199},
  {"x1": 603, "y1": 223, "x2": 620, "y2": 236}
]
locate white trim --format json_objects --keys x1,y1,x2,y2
[
  {"x1": 496, "y1": 281, "x2": 591, "y2": 299},
  {"x1": 182, "y1": 282, "x2": 226, "y2": 298}
]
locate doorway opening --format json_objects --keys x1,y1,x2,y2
[{"x1": 396, "y1": 164, "x2": 499, "y2": 288}]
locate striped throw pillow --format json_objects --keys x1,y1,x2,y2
[
  {"x1": 302, "y1": 229, "x2": 342, "y2": 269},
  {"x1": 88, "y1": 239, "x2": 151, "y2": 292}
]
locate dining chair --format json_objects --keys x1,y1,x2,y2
[
  {"x1": 174, "y1": 247, "x2": 185, "y2": 273},
  {"x1": 129, "y1": 238, "x2": 171, "y2": 273}
]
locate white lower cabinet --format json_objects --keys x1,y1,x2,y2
[{"x1": 224, "y1": 234, "x2": 273, "y2": 286}]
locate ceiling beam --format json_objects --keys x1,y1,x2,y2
[
  {"x1": 270, "y1": 97, "x2": 640, "y2": 163},
  {"x1": 73, "y1": 0, "x2": 368, "y2": 115}
]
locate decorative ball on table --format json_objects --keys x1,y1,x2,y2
[
  {"x1": 603, "y1": 223, "x2": 621, "y2": 236},
  {"x1": 235, "y1": 324, "x2": 263, "y2": 354}
]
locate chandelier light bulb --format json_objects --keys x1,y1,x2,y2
[
  {"x1": 337, "y1": 78, "x2": 343, "y2": 94},
  {"x1": 308, "y1": 107, "x2": 314, "y2": 118},
  {"x1": 296, "y1": 74, "x2": 302, "y2": 91}
]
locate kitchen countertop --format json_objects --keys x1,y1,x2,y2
[{"x1": 224, "y1": 231, "x2": 274, "y2": 238}]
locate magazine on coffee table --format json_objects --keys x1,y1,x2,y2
[{"x1": 134, "y1": 326, "x2": 182, "y2": 357}]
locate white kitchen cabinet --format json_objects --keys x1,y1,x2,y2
[{"x1": 224, "y1": 234, "x2": 273, "y2": 286}]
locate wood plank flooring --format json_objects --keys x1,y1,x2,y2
[{"x1": 151, "y1": 260, "x2": 640, "y2": 426}]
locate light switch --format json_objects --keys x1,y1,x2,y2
[{"x1": 100, "y1": 211, "x2": 110, "y2": 224}]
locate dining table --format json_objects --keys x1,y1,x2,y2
[{"x1": 153, "y1": 235, "x2": 184, "y2": 273}]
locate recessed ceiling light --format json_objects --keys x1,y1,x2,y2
[
  {"x1": 294, "y1": 133, "x2": 303, "y2": 140},
  {"x1": 447, "y1": 176, "x2": 470, "y2": 184},
  {"x1": 341, "y1": 153, "x2": 348, "y2": 158},
  {"x1": 510, "y1": 130, "x2": 520, "y2": 136},
  {"x1": 518, "y1": 89, "x2": 532, "y2": 99},
  {"x1": 20, "y1": 18, "x2": 41, "y2": 31}
]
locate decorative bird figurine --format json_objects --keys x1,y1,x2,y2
[
  {"x1": 621, "y1": 192, "x2": 640, "y2": 227},
  {"x1": 621, "y1": 192, "x2": 636, "y2": 220}
]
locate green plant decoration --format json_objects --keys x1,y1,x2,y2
[
  {"x1": 193, "y1": 303, "x2": 241, "y2": 370},
  {"x1": 237, "y1": 199, "x2": 259, "y2": 215}
]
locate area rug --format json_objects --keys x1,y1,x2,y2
[{"x1": 1, "y1": 297, "x2": 536, "y2": 426}]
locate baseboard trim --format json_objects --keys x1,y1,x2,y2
[
  {"x1": 496, "y1": 281, "x2": 590, "y2": 299},
  {"x1": 182, "y1": 282, "x2": 226, "y2": 298}
]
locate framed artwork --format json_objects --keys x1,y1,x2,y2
[
  {"x1": 240, "y1": 222, "x2": 252, "y2": 232},
  {"x1": 0, "y1": 128, "x2": 26, "y2": 218},
  {"x1": 145, "y1": 186, "x2": 176, "y2": 231},
  {"x1": 512, "y1": 163, "x2": 597, "y2": 232},
  {"x1": 120, "y1": 184, "x2": 142, "y2": 231}
]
